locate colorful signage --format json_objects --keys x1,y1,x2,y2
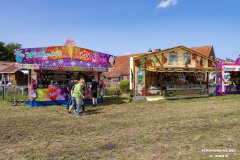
[
  {"x1": 16, "y1": 63, "x2": 108, "y2": 72},
  {"x1": 14, "y1": 46, "x2": 116, "y2": 67},
  {"x1": 16, "y1": 63, "x2": 40, "y2": 69},
  {"x1": 37, "y1": 87, "x2": 68, "y2": 101},
  {"x1": 25, "y1": 51, "x2": 62, "y2": 59}
]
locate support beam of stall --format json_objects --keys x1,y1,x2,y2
[
  {"x1": 207, "y1": 72, "x2": 209, "y2": 93},
  {"x1": 154, "y1": 55, "x2": 163, "y2": 68},
  {"x1": 133, "y1": 60, "x2": 135, "y2": 97},
  {"x1": 160, "y1": 72, "x2": 163, "y2": 96},
  {"x1": 144, "y1": 57, "x2": 147, "y2": 96}
]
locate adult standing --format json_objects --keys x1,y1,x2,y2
[
  {"x1": 234, "y1": 78, "x2": 240, "y2": 93},
  {"x1": 72, "y1": 78, "x2": 85, "y2": 116},
  {"x1": 66, "y1": 77, "x2": 75, "y2": 110},
  {"x1": 81, "y1": 80, "x2": 86, "y2": 112},
  {"x1": 90, "y1": 78, "x2": 98, "y2": 107},
  {"x1": 68, "y1": 80, "x2": 78, "y2": 114}
]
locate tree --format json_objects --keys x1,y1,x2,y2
[
  {"x1": 0, "y1": 41, "x2": 7, "y2": 61},
  {"x1": 0, "y1": 41, "x2": 22, "y2": 62},
  {"x1": 5, "y1": 42, "x2": 22, "y2": 62}
]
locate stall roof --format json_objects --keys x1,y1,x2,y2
[
  {"x1": 217, "y1": 56, "x2": 240, "y2": 66},
  {"x1": 133, "y1": 45, "x2": 217, "y2": 63},
  {"x1": 14, "y1": 40, "x2": 117, "y2": 72}
]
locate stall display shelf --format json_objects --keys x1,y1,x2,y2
[{"x1": 166, "y1": 88, "x2": 206, "y2": 90}]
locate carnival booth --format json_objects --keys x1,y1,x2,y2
[
  {"x1": 216, "y1": 55, "x2": 240, "y2": 95},
  {"x1": 130, "y1": 46, "x2": 219, "y2": 100},
  {"x1": 15, "y1": 38, "x2": 116, "y2": 106}
]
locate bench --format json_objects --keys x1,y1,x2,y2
[{"x1": 104, "y1": 92, "x2": 122, "y2": 98}]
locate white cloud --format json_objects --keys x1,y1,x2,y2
[{"x1": 157, "y1": 0, "x2": 178, "y2": 9}]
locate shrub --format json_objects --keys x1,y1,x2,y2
[
  {"x1": 105, "y1": 86, "x2": 121, "y2": 94},
  {"x1": 119, "y1": 80, "x2": 129, "y2": 93}
]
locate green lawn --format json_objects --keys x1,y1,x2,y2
[{"x1": 0, "y1": 95, "x2": 239, "y2": 160}]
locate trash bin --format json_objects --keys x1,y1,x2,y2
[{"x1": 129, "y1": 89, "x2": 134, "y2": 97}]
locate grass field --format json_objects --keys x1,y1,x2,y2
[{"x1": 0, "y1": 95, "x2": 240, "y2": 160}]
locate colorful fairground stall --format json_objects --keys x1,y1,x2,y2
[
  {"x1": 130, "y1": 46, "x2": 219, "y2": 100},
  {"x1": 216, "y1": 55, "x2": 240, "y2": 95},
  {"x1": 14, "y1": 38, "x2": 116, "y2": 106}
]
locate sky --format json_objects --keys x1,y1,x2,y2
[{"x1": 0, "y1": 0, "x2": 240, "y2": 60}]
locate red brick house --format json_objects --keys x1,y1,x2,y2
[{"x1": 103, "y1": 53, "x2": 145, "y2": 86}]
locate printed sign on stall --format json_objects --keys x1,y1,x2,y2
[{"x1": 37, "y1": 87, "x2": 68, "y2": 101}]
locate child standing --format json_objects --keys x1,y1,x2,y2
[{"x1": 72, "y1": 78, "x2": 85, "y2": 116}]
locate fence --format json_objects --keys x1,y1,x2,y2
[{"x1": 0, "y1": 85, "x2": 28, "y2": 102}]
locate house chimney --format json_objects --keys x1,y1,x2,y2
[
  {"x1": 148, "y1": 49, "x2": 152, "y2": 52},
  {"x1": 155, "y1": 48, "x2": 161, "y2": 52}
]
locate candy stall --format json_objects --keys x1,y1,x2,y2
[
  {"x1": 14, "y1": 38, "x2": 116, "y2": 106},
  {"x1": 216, "y1": 55, "x2": 240, "y2": 95},
  {"x1": 131, "y1": 46, "x2": 219, "y2": 99}
]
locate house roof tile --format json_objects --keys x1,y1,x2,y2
[
  {"x1": 190, "y1": 45, "x2": 213, "y2": 57},
  {"x1": 0, "y1": 61, "x2": 18, "y2": 73},
  {"x1": 103, "y1": 53, "x2": 145, "y2": 78}
]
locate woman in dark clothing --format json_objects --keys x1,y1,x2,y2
[
  {"x1": 234, "y1": 78, "x2": 240, "y2": 93},
  {"x1": 66, "y1": 78, "x2": 74, "y2": 110},
  {"x1": 90, "y1": 78, "x2": 98, "y2": 107}
]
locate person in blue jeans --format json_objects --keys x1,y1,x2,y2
[
  {"x1": 67, "y1": 80, "x2": 77, "y2": 114},
  {"x1": 66, "y1": 78, "x2": 75, "y2": 110},
  {"x1": 72, "y1": 78, "x2": 85, "y2": 116},
  {"x1": 69, "y1": 97, "x2": 77, "y2": 114}
]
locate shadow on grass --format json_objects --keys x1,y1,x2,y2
[
  {"x1": 83, "y1": 107, "x2": 104, "y2": 115},
  {"x1": 98, "y1": 143, "x2": 117, "y2": 151},
  {"x1": 100, "y1": 96, "x2": 131, "y2": 106}
]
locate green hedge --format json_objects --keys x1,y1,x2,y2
[
  {"x1": 119, "y1": 80, "x2": 129, "y2": 93},
  {"x1": 105, "y1": 86, "x2": 121, "y2": 94}
]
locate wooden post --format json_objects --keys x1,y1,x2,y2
[
  {"x1": 12, "y1": 74, "x2": 15, "y2": 86},
  {"x1": 161, "y1": 52, "x2": 164, "y2": 96},
  {"x1": 160, "y1": 72, "x2": 163, "y2": 96},
  {"x1": 144, "y1": 57, "x2": 147, "y2": 96},
  {"x1": 133, "y1": 59, "x2": 135, "y2": 97},
  {"x1": 207, "y1": 72, "x2": 209, "y2": 94},
  {"x1": 28, "y1": 69, "x2": 31, "y2": 99}
]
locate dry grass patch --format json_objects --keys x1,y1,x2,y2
[{"x1": 0, "y1": 95, "x2": 239, "y2": 159}]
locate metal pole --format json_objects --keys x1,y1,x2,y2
[{"x1": 2, "y1": 85, "x2": 4, "y2": 100}]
